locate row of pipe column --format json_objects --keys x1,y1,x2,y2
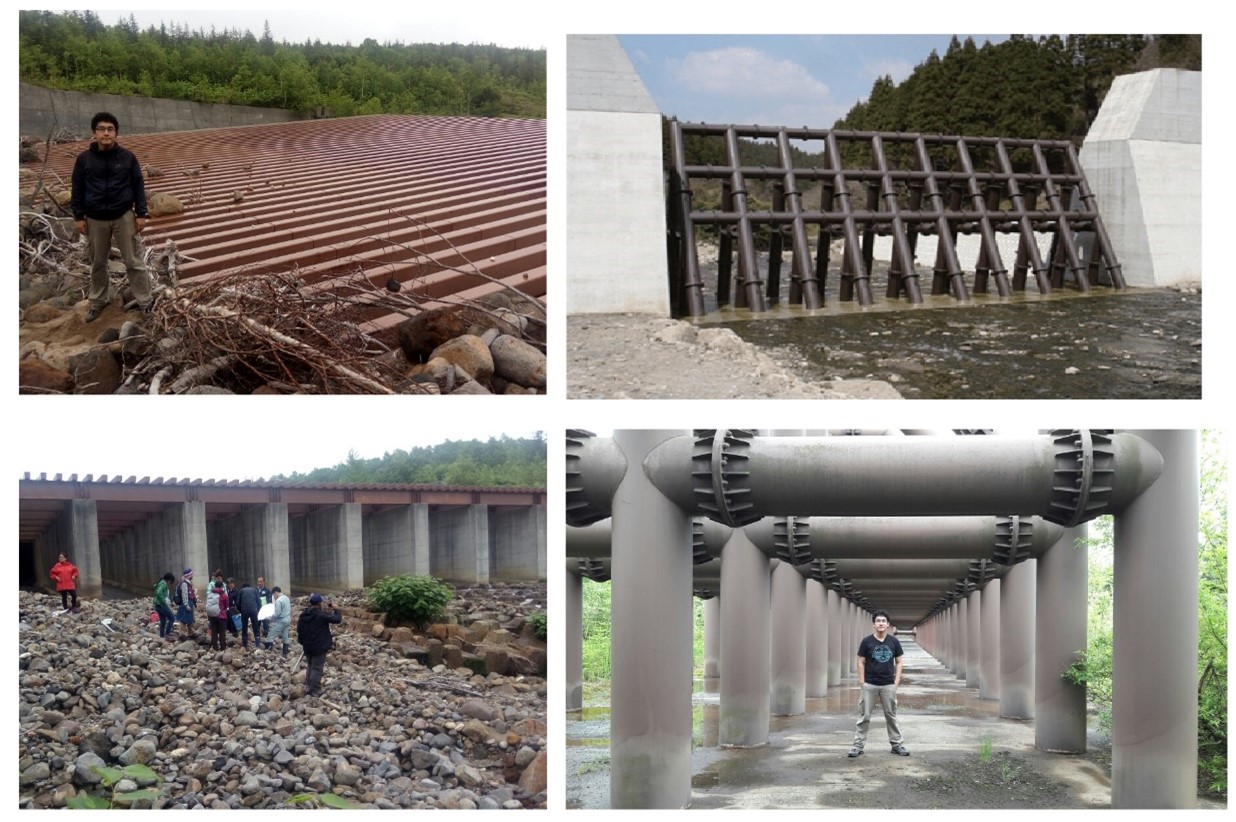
[{"x1": 567, "y1": 430, "x2": 1198, "y2": 809}]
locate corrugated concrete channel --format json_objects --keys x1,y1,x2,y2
[{"x1": 29, "y1": 114, "x2": 546, "y2": 342}]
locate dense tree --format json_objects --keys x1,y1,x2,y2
[
  {"x1": 18, "y1": 10, "x2": 545, "y2": 119},
  {"x1": 834, "y1": 34, "x2": 1198, "y2": 144},
  {"x1": 271, "y1": 434, "x2": 546, "y2": 488}
]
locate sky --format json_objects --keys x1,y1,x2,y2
[
  {"x1": 15, "y1": 415, "x2": 543, "y2": 482},
  {"x1": 81, "y1": 8, "x2": 549, "y2": 50},
  {"x1": 619, "y1": 35, "x2": 1009, "y2": 128}
]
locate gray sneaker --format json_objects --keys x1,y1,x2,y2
[
  {"x1": 847, "y1": 747, "x2": 863, "y2": 758},
  {"x1": 891, "y1": 745, "x2": 910, "y2": 756}
]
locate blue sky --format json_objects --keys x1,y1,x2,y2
[{"x1": 618, "y1": 35, "x2": 1008, "y2": 127}]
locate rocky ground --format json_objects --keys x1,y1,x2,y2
[
  {"x1": 567, "y1": 314, "x2": 901, "y2": 400},
  {"x1": 568, "y1": 244, "x2": 1201, "y2": 400},
  {"x1": 18, "y1": 583, "x2": 547, "y2": 809}
]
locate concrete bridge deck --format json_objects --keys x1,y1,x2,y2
[{"x1": 21, "y1": 474, "x2": 546, "y2": 598}]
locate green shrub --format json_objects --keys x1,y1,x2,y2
[
  {"x1": 367, "y1": 575, "x2": 453, "y2": 630},
  {"x1": 66, "y1": 764, "x2": 162, "y2": 809},
  {"x1": 528, "y1": 611, "x2": 547, "y2": 641}
]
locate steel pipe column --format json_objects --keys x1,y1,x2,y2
[
  {"x1": 703, "y1": 596, "x2": 721, "y2": 680},
  {"x1": 719, "y1": 528, "x2": 771, "y2": 746},
  {"x1": 770, "y1": 560, "x2": 807, "y2": 715},
  {"x1": 1112, "y1": 430, "x2": 1198, "y2": 808},
  {"x1": 1000, "y1": 559, "x2": 1036, "y2": 718},
  {"x1": 609, "y1": 431, "x2": 694, "y2": 809},
  {"x1": 966, "y1": 590, "x2": 982, "y2": 689},
  {"x1": 826, "y1": 589, "x2": 844, "y2": 686},
  {"x1": 956, "y1": 598, "x2": 969, "y2": 681},
  {"x1": 1035, "y1": 524, "x2": 1088, "y2": 752},
  {"x1": 847, "y1": 602, "x2": 859, "y2": 676},
  {"x1": 566, "y1": 567, "x2": 583, "y2": 711},
  {"x1": 805, "y1": 579, "x2": 829, "y2": 698},
  {"x1": 979, "y1": 578, "x2": 1001, "y2": 700}
]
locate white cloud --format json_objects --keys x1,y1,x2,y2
[{"x1": 669, "y1": 48, "x2": 833, "y2": 103}]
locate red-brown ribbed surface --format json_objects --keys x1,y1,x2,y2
[{"x1": 32, "y1": 115, "x2": 546, "y2": 338}]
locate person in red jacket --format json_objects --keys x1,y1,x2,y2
[{"x1": 49, "y1": 553, "x2": 80, "y2": 612}]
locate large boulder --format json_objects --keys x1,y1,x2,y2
[
  {"x1": 147, "y1": 191, "x2": 184, "y2": 217},
  {"x1": 489, "y1": 335, "x2": 546, "y2": 389},
  {"x1": 430, "y1": 335, "x2": 493, "y2": 384},
  {"x1": 397, "y1": 306, "x2": 518, "y2": 364},
  {"x1": 69, "y1": 348, "x2": 123, "y2": 394},
  {"x1": 19, "y1": 358, "x2": 74, "y2": 394}
]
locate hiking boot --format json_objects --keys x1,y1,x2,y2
[
  {"x1": 71, "y1": 606, "x2": 82, "y2": 614},
  {"x1": 891, "y1": 745, "x2": 910, "y2": 756},
  {"x1": 84, "y1": 305, "x2": 104, "y2": 323},
  {"x1": 848, "y1": 747, "x2": 863, "y2": 758}
]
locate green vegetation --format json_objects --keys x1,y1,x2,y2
[
  {"x1": 19, "y1": 10, "x2": 545, "y2": 119},
  {"x1": 978, "y1": 734, "x2": 993, "y2": 764},
  {"x1": 582, "y1": 578, "x2": 612, "y2": 683},
  {"x1": 274, "y1": 434, "x2": 546, "y2": 488},
  {"x1": 835, "y1": 35, "x2": 1200, "y2": 144},
  {"x1": 367, "y1": 574, "x2": 454, "y2": 630},
  {"x1": 672, "y1": 35, "x2": 1202, "y2": 182},
  {"x1": 65, "y1": 764, "x2": 162, "y2": 809},
  {"x1": 528, "y1": 611, "x2": 547, "y2": 641},
  {"x1": 581, "y1": 580, "x2": 708, "y2": 683},
  {"x1": 1063, "y1": 431, "x2": 1227, "y2": 799}
]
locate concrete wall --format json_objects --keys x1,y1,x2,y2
[
  {"x1": 567, "y1": 35, "x2": 670, "y2": 315},
  {"x1": 361, "y1": 504, "x2": 430, "y2": 584},
  {"x1": 34, "y1": 500, "x2": 101, "y2": 600},
  {"x1": 101, "y1": 502, "x2": 208, "y2": 596},
  {"x1": 30, "y1": 498, "x2": 544, "y2": 601},
  {"x1": 289, "y1": 504, "x2": 363, "y2": 594},
  {"x1": 207, "y1": 503, "x2": 292, "y2": 594},
  {"x1": 429, "y1": 505, "x2": 490, "y2": 583},
  {"x1": 488, "y1": 505, "x2": 547, "y2": 580},
  {"x1": 20, "y1": 82, "x2": 299, "y2": 138},
  {"x1": 1079, "y1": 69, "x2": 1201, "y2": 287}
]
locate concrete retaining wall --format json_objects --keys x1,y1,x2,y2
[
  {"x1": 567, "y1": 35, "x2": 670, "y2": 315},
  {"x1": 1080, "y1": 69, "x2": 1201, "y2": 287},
  {"x1": 20, "y1": 81, "x2": 299, "y2": 139}
]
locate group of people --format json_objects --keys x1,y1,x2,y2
[
  {"x1": 153, "y1": 569, "x2": 285, "y2": 652},
  {"x1": 149, "y1": 568, "x2": 343, "y2": 696}
]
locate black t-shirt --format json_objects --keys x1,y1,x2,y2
[{"x1": 857, "y1": 634, "x2": 903, "y2": 686}]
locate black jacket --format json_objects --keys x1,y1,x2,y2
[
  {"x1": 296, "y1": 606, "x2": 342, "y2": 655},
  {"x1": 71, "y1": 142, "x2": 148, "y2": 221},
  {"x1": 237, "y1": 585, "x2": 263, "y2": 615}
]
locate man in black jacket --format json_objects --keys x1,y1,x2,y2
[
  {"x1": 296, "y1": 594, "x2": 343, "y2": 696},
  {"x1": 70, "y1": 111, "x2": 152, "y2": 322},
  {"x1": 236, "y1": 582, "x2": 263, "y2": 650}
]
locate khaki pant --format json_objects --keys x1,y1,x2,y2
[
  {"x1": 86, "y1": 211, "x2": 151, "y2": 309},
  {"x1": 853, "y1": 682, "x2": 903, "y2": 750}
]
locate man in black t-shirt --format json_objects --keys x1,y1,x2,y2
[{"x1": 848, "y1": 609, "x2": 909, "y2": 757}]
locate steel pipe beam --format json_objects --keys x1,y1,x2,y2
[{"x1": 642, "y1": 430, "x2": 1162, "y2": 527}]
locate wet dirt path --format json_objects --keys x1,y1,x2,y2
[{"x1": 566, "y1": 641, "x2": 1217, "y2": 809}]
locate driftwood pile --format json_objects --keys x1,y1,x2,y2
[{"x1": 18, "y1": 152, "x2": 546, "y2": 395}]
